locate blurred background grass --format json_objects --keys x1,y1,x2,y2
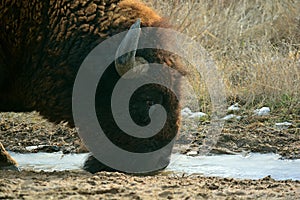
[{"x1": 145, "y1": 0, "x2": 300, "y2": 117}]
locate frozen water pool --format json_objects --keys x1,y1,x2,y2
[{"x1": 9, "y1": 151, "x2": 300, "y2": 180}]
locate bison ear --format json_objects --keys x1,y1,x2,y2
[{"x1": 115, "y1": 19, "x2": 149, "y2": 78}]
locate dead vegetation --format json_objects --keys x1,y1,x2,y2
[{"x1": 145, "y1": 0, "x2": 300, "y2": 115}]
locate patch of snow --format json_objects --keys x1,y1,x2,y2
[
  {"x1": 186, "y1": 150, "x2": 198, "y2": 156},
  {"x1": 275, "y1": 122, "x2": 292, "y2": 129},
  {"x1": 254, "y1": 107, "x2": 270, "y2": 116},
  {"x1": 228, "y1": 103, "x2": 240, "y2": 111},
  {"x1": 188, "y1": 112, "x2": 207, "y2": 119},
  {"x1": 181, "y1": 107, "x2": 207, "y2": 120},
  {"x1": 222, "y1": 114, "x2": 241, "y2": 121},
  {"x1": 25, "y1": 145, "x2": 47, "y2": 151},
  {"x1": 181, "y1": 107, "x2": 192, "y2": 117}
]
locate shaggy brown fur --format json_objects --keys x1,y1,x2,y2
[{"x1": 0, "y1": 0, "x2": 185, "y2": 173}]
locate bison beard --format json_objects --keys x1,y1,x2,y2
[{"x1": 0, "y1": 0, "x2": 185, "y2": 173}]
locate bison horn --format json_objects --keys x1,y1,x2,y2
[{"x1": 115, "y1": 19, "x2": 149, "y2": 78}]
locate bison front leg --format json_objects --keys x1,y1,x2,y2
[{"x1": 0, "y1": 142, "x2": 19, "y2": 171}]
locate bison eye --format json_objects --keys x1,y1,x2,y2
[{"x1": 146, "y1": 100, "x2": 155, "y2": 107}]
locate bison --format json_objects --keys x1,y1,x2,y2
[{"x1": 0, "y1": 0, "x2": 185, "y2": 173}]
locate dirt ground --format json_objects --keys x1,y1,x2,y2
[
  {"x1": 0, "y1": 170, "x2": 299, "y2": 199},
  {"x1": 1, "y1": 112, "x2": 299, "y2": 158},
  {"x1": 0, "y1": 111, "x2": 299, "y2": 199}
]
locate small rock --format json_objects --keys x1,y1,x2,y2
[
  {"x1": 208, "y1": 183, "x2": 219, "y2": 190},
  {"x1": 158, "y1": 191, "x2": 173, "y2": 198}
]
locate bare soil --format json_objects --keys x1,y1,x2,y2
[
  {"x1": 1, "y1": 171, "x2": 299, "y2": 199},
  {"x1": 178, "y1": 114, "x2": 300, "y2": 159}
]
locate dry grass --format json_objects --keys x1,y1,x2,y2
[{"x1": 145, "y1": 0, "x2": 300, "y2": 115}]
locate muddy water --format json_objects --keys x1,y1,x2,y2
[{"x1": 9, "y1": 152, "x2": 300, "y2": 180}]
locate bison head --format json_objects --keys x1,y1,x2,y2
[{"x1": 82, "y1": 19, "x2": 184, "y2": 173}]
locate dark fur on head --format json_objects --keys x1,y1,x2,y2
[{"x1": 0, "y1": 0, "x2": 185, "y2": 173}]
